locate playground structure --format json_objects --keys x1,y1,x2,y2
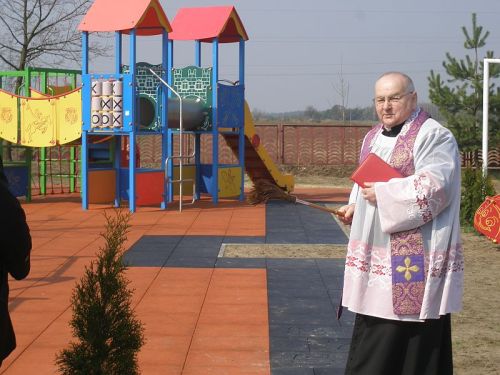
[
  {"x1": 78, "y1": 0, "x2": 293, "y2": 212},
  {"x1": 0, "y1": 67, "x2": 81, "y2": 200},
  {"x1": 0, "y1": 67, "x2": 120, "y2": 200},
  {"x1": 0, "y1": 0, "x2": 294, "y2": 212}
]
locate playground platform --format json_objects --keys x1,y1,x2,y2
[{"x1": 1, "y1": 187, "x2": 354, "y2": 375}]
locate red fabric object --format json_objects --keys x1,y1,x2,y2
[
  {"x1": 474, "y1": 195, "x2": 500, "y2": 244},
  {"x1": 251, "y1": 134, "x2": 260, "y2": 148},
  {"x1": 169, "y1": 6, "x2": 248, "y2": 43},
  {"x1": 78, "y1": 0, "x2": 171, "y2": 35},
  {"x1": 350, "y1": 153, "x2": 403, "y2": 189}
]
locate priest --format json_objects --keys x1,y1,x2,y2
[{"x1": 338, "y1": 72, "x2": 463, "y2": 375}]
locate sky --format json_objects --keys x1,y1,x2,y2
[{"x1": 94, "y1": 0, "x2": 500, "y2": 113}]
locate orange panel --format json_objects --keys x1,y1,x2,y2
[{"x1": 89, "y1": 169, "x2": 116, "y2": 204}]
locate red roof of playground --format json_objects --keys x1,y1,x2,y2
[
  {"x1": 78, "y1": 0, "x2": 172, "y2": 35},
  {"x1": 169, "y1": 6, "x2": 249, "y2": 43}
]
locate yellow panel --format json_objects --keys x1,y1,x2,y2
[
  {"x1": 218, "y1": 166, "x2": 242, "y2": 198},
  {"x1": 172, "y1": 165, "x2": 195, "y2": 195},
  {"x1": 20, "y1": 98, "x2": 57, "y2": 147},
  {"x1": 30, "y1": 89, "x2": 49, "y2": 98},
  {"x1": 0, "y1": 91, "x2": 19, "y2": 143},
  {"x1": 56, "y1": 89, "x2": 82, "y2": 144}
]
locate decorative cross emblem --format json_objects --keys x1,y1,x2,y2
[{"x1": 396, "y1": 257, "x2": 420, "y2": 281}]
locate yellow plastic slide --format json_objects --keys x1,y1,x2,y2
[{"x1": 239, "y1": 101, "x2": 294, "y2": 191}]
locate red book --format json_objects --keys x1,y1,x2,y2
[{"x1": 350, "y1": 153, "x2": 403, "y2": 188}]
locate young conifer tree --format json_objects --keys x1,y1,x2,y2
[
  {"x1": 56, "y1": 209, "x2": 144, "y2": 375},
  {"x1": 460, "y1": 166, "x2": 496, "y2": 228},
  {"x1": 428, "y1": 13, "x2": 500, "y2": 164}
]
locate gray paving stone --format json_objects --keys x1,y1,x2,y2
[
  {"x1": 266, "y1": 234, "x2": 310, "y2": 244},
  {"x1": 271, "y1": 367, "x2": 314, "y2": 375},
  {"x1": 272, "y1": 368, "x2": 315, "y2": 375},
  {"x1": 267, "y1": 258, "x2": 319, "y2": 269},
  {"x1": 271, "y1": 337, "x2": 310, "y2": 352},
  {"x1": 223, "y1": 236, "x2": 266, "y2": 243},
  {"x1": 313, "y1": 367, "x2": 346, "y2": 375},
  {"x1": 215, "y1": 257, "x2": 267, "y2": 268},
  {"x1": 307, "y1": 337, "x2": 351, "y2": 353},
  {"x1": 270, "y1": 324, "x2": 354, "y2": 339},
  {"x1": 269, "y1": 289, "x2": 331, "y2": 300},
  {"x1": 172, "y1": 246, "x2": 220, "y2": 257},
  {"x1": 271, "y1": 351, "x2": 348, "y2": 368}
]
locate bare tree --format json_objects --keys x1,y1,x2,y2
[
  {"x1": 332, "y1": 58, "x2": 350, "y2": 123},
  {"x1": 0, "y1": 0, "x2": 109, "y2": 158},
  {"x1": 0, "y1": 0, "x2": 107, "y2": 72}
]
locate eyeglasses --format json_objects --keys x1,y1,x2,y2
[{"x1": 374, "y1": 91, "x2": 414, "y2": 106}]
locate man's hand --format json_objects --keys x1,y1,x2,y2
[
  {"x1": 361, "y1": 182, "x2": 377, "y2": 205},
  {"x1": 338, "y1": 203, "x2": 355, "y2": 225}
]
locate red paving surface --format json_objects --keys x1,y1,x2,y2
[{"x1": 1, "y1": 188, "x2": 350, "y2": 375}]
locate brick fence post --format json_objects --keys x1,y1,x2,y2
[{"x1": 278, "y1": 123, "x2": 284, "y2": 164}]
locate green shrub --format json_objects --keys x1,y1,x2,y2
[
  {"x1": 56, "y1": 210, "x2": 144, "y2": 375},
  {"x1": 461, "y1": 167, "x2": 496, "y2": 228}
]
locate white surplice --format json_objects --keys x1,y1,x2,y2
[{"x1": 342, "y1": 117, "x2": 464, "y2": 321}]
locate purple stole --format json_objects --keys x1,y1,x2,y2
[{"x1": 359, "y1": 109, "x2": 430, "y2": 315}]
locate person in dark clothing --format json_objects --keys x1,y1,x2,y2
[
  {"x1": 0, "y1": 155, "x2": 7, "y2": 186},
  {"x1": 0, "y1": 155, "x2": 31, "y2": 367}
]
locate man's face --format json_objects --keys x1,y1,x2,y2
[{"x1": 374, "y1": 75, "x2": 417, "y2": 128}]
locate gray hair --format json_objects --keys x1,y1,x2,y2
[{"x1": 377, "y1": 72, "x2": 415, "y2": 94}]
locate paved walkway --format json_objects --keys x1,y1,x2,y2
[{"x1": 1, "y1": 188, "x2": 353, "y2": 375}]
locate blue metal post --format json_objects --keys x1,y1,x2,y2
[
  {"x1": 82, "y1": 30, "x2": 89, "y2": 84},
  {"x1": 238, "y1": 38, "x2": 246, "y2": 201},
  {"x1": 115, "y1": 32, "x2": 122, "y2": 74},
  {"x1": 194, "y1": 40, "x2": 202, "y2": 200},
  {"x1": 82, "y1": 131, "x2": 89, "y2": 209},
  {"x1": 239, "y1": 39, "x2": 245, "y2": 86},
  {"x1": 82, "y1": 32, "x2": 89, "y2": 210},
  {"x1": 195, "y1": 41, "x2": 201, "y2": 66},
  {"x1": 167, "y1": 39, "x2": 174, "y2": 203},
  {"x1": 129, "y1": 29, "x2": 137, "y2": 212},
  {"x1": 161, "y1": 29, "x2": 169, "y2": 209},
  {"x1": 114, "y1": 31, "x2": 122, "y2": 207},
  {"x1": 168, "y1": 40, "x2": 174, "y2": 80},
  {"x1": 195, "y1": 134, "x2": 201, "y2": 200},
  {"x1": 212, "y1": 39, "x2": 219, "y2": 204}
]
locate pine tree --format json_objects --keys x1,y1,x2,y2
[
  {"x1": 460, "y1": 167, "x2": 496, "y2": 228},
  {"x1": 56, "y1": 210, "x2": 144, "y2": 375},
  {"x1": 428, "y1": 13, "x2": 500, "y2": 165}
]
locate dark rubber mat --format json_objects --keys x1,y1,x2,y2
[
  {"x1": 265, "y1": 201, "x2": 348, "y2": 244},
  {"x1": 267, "y1": 258, "x2": 354, "y2": 374}
]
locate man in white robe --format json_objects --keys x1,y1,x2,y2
[{"x1": 338, "y1": 72, "x2": 463, "y2": 375}]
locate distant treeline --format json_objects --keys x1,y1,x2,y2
[{"x1": 252, "y1": 103, "x2": 444, "y2": 125}]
